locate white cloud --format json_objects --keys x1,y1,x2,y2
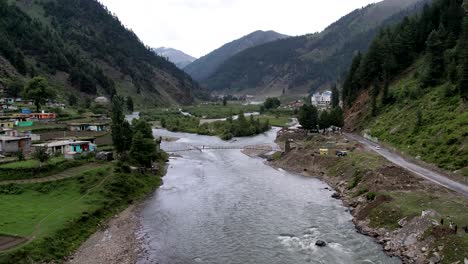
[{"x1": 99, "y1": 0, "x2": 380, "y2": 58}]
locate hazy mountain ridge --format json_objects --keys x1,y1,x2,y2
[
  {"x1": 203, "y1": 0, "x2": 429, "y2": 96},
  {"x1": 153, "y1": 47, "x2": 196, "y2": 69},
  {"x1": 184, "y1": 30, "x2": 289, "y2": 81}
]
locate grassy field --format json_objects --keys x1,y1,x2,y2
[
  {"x1": 0, "y1": 163, "x2": 164, "y2": 262},
  {"x1": 257, "y1": 115, "x2": 290, "y2": 127},
  {"x1": 368, "y1": 76, "x2": 467, "y2": 175},
  {"x1": 17, "y1": 123, "x2": 66, "y2": 132},
  {"x1": 0, "y1": 165, "x2": 110, "y2": 239},
  {"x1": 0, "y1": 157, "x2": 66, "y2": 169}
]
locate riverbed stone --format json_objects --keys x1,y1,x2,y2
[{"x1": 315, "y1": 240, "x2": 327, "y2": 247}]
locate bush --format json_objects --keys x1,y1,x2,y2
[
  {"x1": 0, "y1": 184, "x2": 23, "y2": 195},
  {"x1": 367, "y1": 192, "x2": 377, "y2": 201},
  {"x1": 347, "y1": 171, "x2": 363, "y2": 189}
]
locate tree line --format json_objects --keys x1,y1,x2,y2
[
  {"x1": 161, "y1": 112, "x2": 271, "y2": 140},
  {"x1": 342, "y1": 0, "x2": 467, "y2": 110}
]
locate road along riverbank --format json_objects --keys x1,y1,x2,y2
[{"x1": 269, "y1": 130, "x2": 468, "y2": 264}]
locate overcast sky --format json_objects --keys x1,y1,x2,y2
[{"x1": 98, "y1": 0, "x2": 380, "y2": 58}]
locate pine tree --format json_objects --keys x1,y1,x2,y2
[
  {"x1": 298, "y1": 104, "x2": 319, "y2": 130},
  {"x1": 331, "y1": 84, "x2": 340, "y2": 108},
  {"x1": 422, "y1": 28, "x2": 445, "y2": 87},
  {"x1": 343, "y1": 53, "x2": 362, "y2": 106},
  {"x1": 459, "y1": 17, "x2": 468, "y2": 101},
  {"x1": 126, "y1": 96, "x2": 134, "y2": 112},
  {"x1": 111, "y1": 95, "x2": 132, "y2": 154},
  {"x1": 319, "y1": 111, "x2": 330, "y2": 130}
]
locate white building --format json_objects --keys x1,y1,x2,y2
[{"x1": 311, "y1": 91, "x2": 332, "y2": 109}]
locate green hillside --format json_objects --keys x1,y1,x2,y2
[
  {"x1": 0, "y1": 0, "x2": 199, "y2": 106},
  {"x1": 184, "y1": 30, "x2": 289, "y2": 82},
  {"x1": 343, "y1": 0, "x2": 467, "y2": 175},
  {"x1": 202, "y1": 0, "x2": 428, "y2": 96}
]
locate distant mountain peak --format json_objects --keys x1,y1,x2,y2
[{"x1": 152, "y1": 47, "x2": 196, "y2": 69}]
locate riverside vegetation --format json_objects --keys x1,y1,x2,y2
[{"x1": 162, "y1": 112, "x2": 271, "y2": 140}]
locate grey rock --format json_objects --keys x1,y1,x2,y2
[{"x1": 315, "y1": 240, "x2": 327, "y2": 247}]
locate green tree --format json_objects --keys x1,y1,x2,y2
[
  {"x1": 5, "y1": 77, "x2": 24, "y2": 98},
  {"x1": 132, "y1": 119, "x2": 153, "y2": 138},
  {"x1": 23, "y1": 77, "x2": 55, "y2": 112},
  {"x1": 264, "y1": 97, "x2": 281, "y2": 109},
  {"x1": 33, "y1": 147, "x2": 49, "y2": 167},
  {"x1": 68, "y1": 94, "x2": 78, "y2": 106},
  {"x1": 298, "y1": 104, "x2": 318, "y2": 130},
  {"x1": 319, "y1": 110, "x2": 330, "y2": 130},
  {"x1": 129, "y1": 132, "x2": 157, "y2": 168},
  {"x1": 111, "y1": 95, "x2": 133, "y2": 154},
  {"x1": 459, "y1": 17, "x2": 468, "y2": 102},
  {"x1": 422, "y1": 28, "x2": 445, "y2": 87},
  {"x1": 222, "y1": 97, "x2": 227, "y2": 106},
  {"x1": 126, "y1": 96, "x2": 134, "y2": 112},
  {"x1": 331, "y1": 84, "x2": 340, "y2": 108},
  {"x1": 329, "y1": 107, "x2": 344, "y2": 128}
]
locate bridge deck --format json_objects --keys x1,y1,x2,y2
[{"x1": 164, "y1": 145, "x2": 280, "y2": 153}]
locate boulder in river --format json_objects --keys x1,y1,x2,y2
[
  {"x1": 315, "y1": 240, "x2": 327, "y2": 247},
  {"x1": 331, "y1": 192, "x2": 341, "y2": 199}
]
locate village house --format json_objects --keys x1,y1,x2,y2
[
  {"x1": 67, "y1": 122, "x2": 110, "y2": 132},
  {"x1": 311, "y1": 91, "x2": 332, "y2": 109},
  {"x1": 33, "y1": 140, "x2": 97, "y2": 159},
  {"x1": 282, "y1": 100, "x2": 304, "y2": 110},
  {"x1": 15, "y1": 99, "x2": 34, "y2": 105},
  {"x1": 0, "y1": 121, "x2": 14, "y2": 128},
  {"x1": 0, "y1": 128, "x2": 40, "y2": 141},
  {"x1": 0, "y1": 136, "x2": 32, "y2": 154},
  {"x1": 0, "y1": 98, "x2": 15, "y2": 105},
  {"x1": 29, "y1": 112, "x2": 56, "y2": 122}
]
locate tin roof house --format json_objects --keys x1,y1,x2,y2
[
  {"x1": 0, "y1": 136, "x2": 31, "y2": 154},
  {"x1": 33, "y1": 140, "x2": 97, "y2": 159}
]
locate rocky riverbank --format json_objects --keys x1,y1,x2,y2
[
  {"x1": 65, "y1": 204, "x2": 142, "y2": 264},
  {"x1": 266, "y1": 131, "x2": 468, "y2": 264}
]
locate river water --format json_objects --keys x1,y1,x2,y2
[{"x1": 137, "y1": 128, "x2": 400, "y2": 264}]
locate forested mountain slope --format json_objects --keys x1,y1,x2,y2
[
  {"x1": 184, "y1": 30, "x2": 289, "y2": 82},
  {"x1": 343, "y1": 0, "x2": 467, "y2": 174},
  {"x1": 203, "y1": 0, "x2": 428, "y2": 96},
  {"x1": 0, "y1": 0, "x2": 199, "y2": 106}
]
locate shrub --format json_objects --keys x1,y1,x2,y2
[{"x1": 367, "y1": 192, "x2": 376, "y2": 201}]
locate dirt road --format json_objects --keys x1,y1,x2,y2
[{"x1": 345, "y1": 133, "x2": 468, "y2": 197}]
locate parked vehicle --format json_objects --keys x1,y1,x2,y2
[{"x1": 335, "y1": 151, "x2": 348, "y2": 157}]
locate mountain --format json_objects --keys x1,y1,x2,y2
[
  {"x1": 343, "y1": 0, "x2": 467, "y2": 174},
  {"x1": 203, "y1": 0, "x2": 430, "y2": 96},
  {"x1": 153, "y1": 47, "x2": 196, "y2": 69},
  {"x1": 184, "y1": 30, "x2": 289, "y2": 81},
  {"x1": 0, "y1": 0, "x2": 199, "y2": 106}
]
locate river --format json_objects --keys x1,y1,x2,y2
[{"x1": 137, "y1": 128, "x2": 401, "y2": 264}]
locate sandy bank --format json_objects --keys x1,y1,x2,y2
[{"x1": 66, "y1": 204, "x2": 141, "y2": 264}]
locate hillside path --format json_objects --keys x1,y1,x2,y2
[
  {"x1": 0, "y1": 163, "x2": 103, "y2": 185},
  {"x1": 345, "y1": 133, "x2": 468, "y2": 197}
]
